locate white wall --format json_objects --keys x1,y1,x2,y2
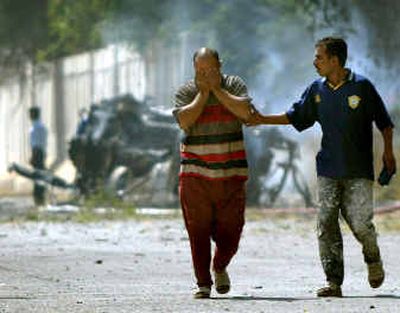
[
  {"x1": 0, "y1": 43, "x2": 148, "y2": 178},
  {"x1": 0, "y1": 36, "x2": 193, "y2": 186}
]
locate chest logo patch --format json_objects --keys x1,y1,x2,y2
[
  {"x1": 348, "y1": 95, "x2": 361, "y2": 109},
  {"x1": 315, "y1": 94, "x2": 321, "y2": 103}
]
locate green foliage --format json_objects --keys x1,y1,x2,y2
[
  {"x1": 104, "y1": 0, "x2": 170, "y2": 49},
  {"x1": 10, "y1": 190, "x2": 138, "y2": 223},
  {"x1": 82, "y1": 189, "x2": 131, "y2": 210},
  {"x1": 44, "y1": 0, "x2": 112, "y2": 60},
  {"x1": 0, "y1": 0, "x2": 172, "y2": 64},
  {"x1": 295, "y1": 0, "x2": 400, "y2": 71},
  {"x1": 0, "y1": 0, "x2": 48, "y2": 67},
  {"x1": 161, "y1": 0, "x2": 311, "y2": 83},
  {"x1": 0, "y1": 0, "x2": 399, "y2": 82}
]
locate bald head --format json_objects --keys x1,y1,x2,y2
[
  {"x1": 193, "y1": 47, "x2": 220, "y2": 65},
  {"x1": 192, "y1": 47, "x2": 221, "y2": 80}
]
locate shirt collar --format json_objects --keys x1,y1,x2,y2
[
  {"x1": 322, "y1": 68, "x2": 354, "y2": 90},
  {"x1": 32, "y1": 119, "x2": 42, "y2": 126}
]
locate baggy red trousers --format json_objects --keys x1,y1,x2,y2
[{"x1": 179, "y1": 176, "x2": 246, "y2": 287}]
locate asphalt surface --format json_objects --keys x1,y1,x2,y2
[{"x1": 0, "y1": 210, "x2": 399, "y2": 313}]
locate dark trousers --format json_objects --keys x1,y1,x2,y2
[
  {"x1": 30, "y1": 148, "x2": 46, "y2": 205},
  {"x1": 179, "y1": 176, "x2": 246, "y2": 288}
]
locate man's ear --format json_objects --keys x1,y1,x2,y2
[{"x1": 332, "y1": 55, "x2": 340, "y2": 67}]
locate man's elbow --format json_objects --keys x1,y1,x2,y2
[
  {"x1": 177, "y1": 115, "x2": 191, "y2": 131},
  {"x1": 177, "y1": 118, "x2": 187, "y2": 130}
]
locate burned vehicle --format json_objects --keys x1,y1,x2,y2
[
  {"x1": 68, "y1": 94, "x2": 180, "y2": 202},
  {"x1": 8, "y1": 94, "x2": 180, "y2": 205},
  {"x1": 10, "y1": 94, "x2": 312, "y2": 208}
]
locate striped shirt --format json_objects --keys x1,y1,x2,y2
[{"x1": 173, "y1": 75, "x2": 248, "y2": 181}]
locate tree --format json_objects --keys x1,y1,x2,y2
[
  {"x1": 299, "y1": 0, "x2": 400, "y2": 71},
  {"x1": 0, "y1": 0, "x2": 399, "y2": 82},
  {"x1": 0, "y1": 0, "x2": 49, "y2": 69},
  {"x1": 44, "y1": 0, "x2": 112, "y2": 60}
]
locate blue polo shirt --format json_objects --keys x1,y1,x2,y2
[{"x1": 286, "y1": 71, "x2": 394, "y2": 180}]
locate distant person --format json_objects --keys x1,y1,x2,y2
[
  {"x1": 29, "y1": 106, "x2": 48, "y2": 206},
  {"x1": 173, "y1": 47, "x2": 253, "y2": 298},
  {"x1": 76, "y1": 108, "x2": 89, "y2": 136},
  {"x1": 248, "y1": 37, "x2": 396, "y2": 297}
]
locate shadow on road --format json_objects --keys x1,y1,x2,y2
[
  {"x1": 212, "y1": 296, "x2": 316, "y2": 301},
  {"x1": 344, "y1": 294, "x2": 400, "y2": 300},
  {"x1": 212, "y1": 294, "x2": 400, "y2": 301},
  {"x1": 0, "y1": 296, "x2": 34, "y2": 300}
]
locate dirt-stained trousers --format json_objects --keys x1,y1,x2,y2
[{"x1": 317, "y1": 176, "x2": 381, "y2": 286}]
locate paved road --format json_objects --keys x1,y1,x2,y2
[{"x1": 0, "y1": 213, "x2": 399, "y2": 312}]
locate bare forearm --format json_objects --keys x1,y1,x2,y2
[
  {"x1": 381, "y1": 127, "x2": 396, "y2": 173},
  {"x1": 259, "y1": 113, "x2": 290, "y2": 125},
  {"x1": 177, "y1": 91, "x2": 209, "y2": 130},
  {"x1": 212, "y1": 88, "x2": 252, "y2": 121},
  {"x1": 382, "y1": 127, "x2": 394, "y2": 153}
]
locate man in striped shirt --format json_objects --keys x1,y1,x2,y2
[{"x1": 173, "y1": 47, "x2": 253, "y2": 299}]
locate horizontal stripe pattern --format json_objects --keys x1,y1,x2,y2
[
  {"x1": 181, "y1": 140, "x2": 245, "y2": 155},
  {"x1": 181, "y1": 158, "x2": 247, "y2": 170},
  {"x1": 181, "y1": 150, "x2": 246, "y2": 163},
  {"x1": 174, "y1": 75, "x2": 249, "y2": 180},
  {"x1": 180, "y1": 172, "x2": 248, "y2": 181},
  {"x1": 173, "y1": 76, "x2": 248, "y2": 111},
  {"x1": 182, "y1": 132, "x2": 243, "y2": 145},
  {"x1": 180, "y1": 165, "x2": 248, "y2": 179},
  {"x1": 189, "y1": 119, "x2": 242, "y2": 136},
  {"x1": 196, "y1": 113, "x2": 237, "y2": 124},
  {"x1": 196, "y1": 104, "x2": 237, "y2": 124}
]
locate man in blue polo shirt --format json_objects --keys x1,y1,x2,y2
[{"x1": 248, "y1": 37, "x2": 396, "y2": 297}]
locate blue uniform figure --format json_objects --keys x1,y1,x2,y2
[
  {"x1": 76, "y1": 108, "x2": 89, "y2": 136},
  {"x1": 29, "y1": 106, "x2": 48, "y2": 205},
  {"x1": 248, "y1": 37, "x2": 396, "y2": 297}
]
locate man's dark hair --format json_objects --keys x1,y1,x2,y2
[
  {"x1": 29, "y1": 106, "x2": 40, "y2": 120},
  {"x1": 192, "y1": 48, "x2": 220, "y2": 64},
  {"x1": 316, "y1": 37, "x2": 347, "y2": 67}
]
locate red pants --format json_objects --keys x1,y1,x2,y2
[{"x1": 179, "y1": 176, "x2": 246, "y2": 287}]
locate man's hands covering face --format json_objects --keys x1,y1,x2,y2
[
  {"x1": 195, "y1": 72, "x2": 210, "y2": 93},
  {"x1": 207, "y1": 68, "x2": 222, "y2": 91},
  {"x1": 195, "y1": 68, "x2": 222, "y2": 93}
]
